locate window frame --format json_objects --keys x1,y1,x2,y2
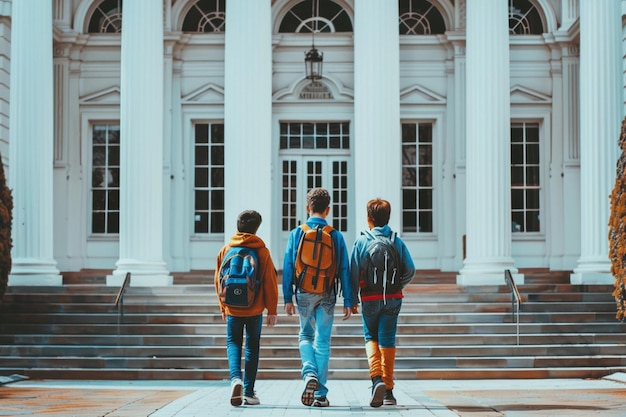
[
  {"x1": 509, "y1": 112, "x2": 550, "y2": 240},
  {"x1": 400, "y1": 119, "x2": 437, "y2": 236},
  {"x1": 192, "y1": 121, "x2": 225, "y2": 236},
  {"x1": 87, "y1": 120, "x2": 121, "y2": 239}
]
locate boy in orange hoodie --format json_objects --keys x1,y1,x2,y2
[{"x1": 214, "y1": 210, "x2": 278, "y2": 407}]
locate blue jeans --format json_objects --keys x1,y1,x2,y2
[
  {"x1": 226, "y1": 314, "x2": 262, "y2": 397},
  {"x1": 296, "y1": 291, "x2": 336, "y2": 398},
  {"x1": 361, "y1": 298, "x2": 402, "y2": 348}
]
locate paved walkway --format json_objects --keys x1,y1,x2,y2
[{"x1": 2, "y1": 374, "x2": 626, "y2": 416}]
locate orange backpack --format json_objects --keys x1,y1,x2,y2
[{"x1": 294, "y1": 224, "x2": 336, "y2": 294}]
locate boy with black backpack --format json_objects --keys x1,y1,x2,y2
[
  {"x1": 350, "y1": 198, "x2": 415, "y2": 407},
  {"x1": 214, "y1": 210, "x2": 278, "y2": 407},
  {"x1": 283, "y1": 187, "x2": 354, "y2": 408}
]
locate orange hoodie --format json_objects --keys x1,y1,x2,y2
[{"x1": 214, "y1": 232, "x2": 278, "y2": 317}]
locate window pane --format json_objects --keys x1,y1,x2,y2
[
  {"x1": 526, "y1": 210, "x2": 540, "y2": 232},
  {"x1": 403, "y1": 167, "x2": 417, "y2": 187},
  {"x1": 108, "y1": 190, "x2": 119, "y2": 211},
  {"x1": 419, "y1": 211, "x2": 432, "y2": 233},
  {"x1": 195, "y1": 190, "x2": 208, "y2": 210},
  {"x1": 195, "y1": 168, "x2": 208, "y2": 188},
  {"x1": 403, "y1": 211, "x2": 417, "y2": 233},
  {"x1": 511, "y1": 189, "x2": 524, "y2": 210},
  {"x1": 418, "y1": 167, "x2": 432, "y2": 187},
  {"x1": 511, "y1": 166, "x2": 524, "y2": 186},
  {"x1": 419, "y1": 189, "x2": 432, "y2": 209},
  {"x1": 403, "y1": 189, "x2": 417, "y2": 210}
]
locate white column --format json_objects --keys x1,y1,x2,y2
[
  {"x1": 458, "y1": 0, "x2": 520, "y2": 285},
  {"x1": 572, "y1": 0, "x2": 622, "y2": 284},
  {"x1": 353, "y1": 0, "x2": 401, "y2": 232},
  {"x1": 224, "y1": 1, "x2": 272, "y2": 245},
  {"x1": 109, "y1": 0, "x2": 171, "y2": 286},
  {"x1": 8, "y1": 0, "x2": 61, "y2": 285}
]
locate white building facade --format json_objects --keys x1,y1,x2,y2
[{"x1": 3, "y1": 0, "x2": 625, "y2": 286}]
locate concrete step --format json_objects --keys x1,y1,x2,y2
[{"x1": 1, "y1": 269, "x2": 625, "y2": 380}]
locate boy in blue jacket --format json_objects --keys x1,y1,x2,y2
[
  {"x1": 283, "y1": 187, "x2": 354, "y2": 407},
  {"x1": 350, "y1": 198, "x2": 415, "y2": 407}
]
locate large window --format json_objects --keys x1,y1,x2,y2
[
  {"x1": 91, "y1": 124, "x2": 120, "y2": 234},
  {"x1": 402, "y1": 122, "x2": 433, "y2": 233},
  {"x1": 88, "y1": 0, "x2": 122, "y2": 33},
  {"x1": 279, "y1": 122, "x2": 349, "y2": 150},
  {"x1": 508, "y1": 0, "x2": 544, "y2": 34},
  {"x1": 182, "y1": 0, "x2": 226, "y2": 33},
  {"x1": 279, "y1": 0, "x2": 352, "y2": 33},
  {"x1": 194, "y1": 123, "x2": 225, "y2": 234},
  {"x1": 399, "y1": 0, "x2": 446, "y2": 35},
  {"x1": 511, "y1": 122, "x2": 540, "y2": 232}
]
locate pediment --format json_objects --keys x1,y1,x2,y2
[
  {"x1": 182, "y1": 83, "x2": 224, "y2": 104},
  {"x1": 510, "y1": 85, "x2": 551, "y2": 104},
  {"x1": 400, "y1": 85, "x2": 446, "y2": 104},
  {"x1": 80, "y1": 86, "x2": 120, "y2": 105}
]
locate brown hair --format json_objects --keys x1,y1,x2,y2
[
  {"x1": 306, "y1": 187, "x2": 331, "y2": 214},
  {"x1": 367, "y1": 198, "x2": 391, "y2": 227},
  {"x1": 237, "y1": 210, "x2": 262, "y2": 234}
]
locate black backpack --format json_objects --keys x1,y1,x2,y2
[
  {"x1": 362, "y1": 230, "x2": 401, "y2": 298},
  {"x1": 218, "y1": 247, "x2": 259, "y2": 308}
]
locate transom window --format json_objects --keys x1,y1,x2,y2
[
  {"x1": 402, "y1": 122, "x2": 433, "y2": 233},
  {"x1": 509, "y1": 0, "x2": 544, "y2": 34},
  {"x1": 91, "y1": 124, "x2": 120, "y2": 234},
  {"x1": 87, "y1": 0, "x2": 122, "y2": 33},
  {"x1": 182, "y1": 0, "x2": 226, "y2": 33},
  {"x1": 511, "y1": 122, "x2": 540, "y2": 232},
  {"x1": 279, "y1": 122, "x2": 350, "y2": 150},
  {"x1": 194, "y1": 123, "x2": 225, "y2": 234},
  {"x1": 399, "y1": 0, "x2": 446, "y2": 35},
  {"x1": 279, "y1": 0, "x2": 352, "y2": 33}
]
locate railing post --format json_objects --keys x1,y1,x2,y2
[
  {"x1": 504, "y1": 269, "x2": 522, "y2": 345},
  {"x1": 115, "y1": 272, "x2": 131, "y2": 346}
]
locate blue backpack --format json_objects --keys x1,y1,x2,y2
[{"x1": 218, "y1": 247, "x2": 259, "y2": 308}]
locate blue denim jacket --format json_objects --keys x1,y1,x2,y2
[{"x1": 282, "y1": 216, "x2": 353, "y2": 308}]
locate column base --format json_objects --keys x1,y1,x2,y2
[
  {"x1": 106, "y1": 273, "x2": 173, "y2": 287},
  {"x1": 108, "y1": 260, "x2": 172, "y2": 287},
  {"x1": 9, "y1": 259, "x2": 62, "y2": 285},
  {"x1": 9, "y1": 274, "x2": 63, "y2": 286},
  {"x1": 457, "y1": 272, "x2": 524, "y2": 286},
  {"x1": 570, "y1": 272, "x2": 614, "y2": 285}
]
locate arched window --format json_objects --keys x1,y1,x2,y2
[
  {"x1": 87, "y1": 0, "x2": 122, "y2": 34},
  {"x1": 509, "y1": 0, "x2": 544, "y2": 35},
  {"x1": 399, "y1": 0, "x2": 446, "y2": 35},
  {"x1": 279, "y1": 0, "x2": 352, "y2": 33},
  {"x1": 182, "y1": 0, "x2": 226, "y2": 33}
]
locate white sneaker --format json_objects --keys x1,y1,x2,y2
[
  {"x1": 301, "y1": 374, "x2": 318, "y2": 406},
  {"x1": 243, "y1": 394, "x2": 260, "y2": 405},
  {"x1": 230, "y1": 378, "x2": 243, "y2": 407}
]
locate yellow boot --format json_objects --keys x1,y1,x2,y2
[
  {"x1": 365, "y1": 341, "x2": 382, "y2": 379},
  {"x1": 365, "y1": 341, "x2": 386, "y2": 407},
  {"x1": 381, "y1": 347, "x2": 397, "y2": 405}
]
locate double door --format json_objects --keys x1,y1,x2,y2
[{"x1": 279, "y1": 155, "x2": 352, "y2": 263}]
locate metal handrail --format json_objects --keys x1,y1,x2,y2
[
  {"x1": 504, "y1": 269, "x2": 522, "y2": 345},
  {"x1": 115, "y1": 272, "x2": 131, "y2": 345}
]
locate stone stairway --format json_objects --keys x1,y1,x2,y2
[{"x1": 0, "y1": 269, "x2": 625, "y2": 380}]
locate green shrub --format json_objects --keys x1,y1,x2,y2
[{"x1": 0, "y1": 155, "x2": 12, "y2": 300}]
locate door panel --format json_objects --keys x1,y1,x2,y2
[{"x1": 280, "y1": 156, "x2": 350, "y2": 259}]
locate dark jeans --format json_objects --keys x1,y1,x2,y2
[
  {"x1": 226, "y1": 314, "x2": 262, "y2": 396},
  {"x1": 361, "y1": 298, "x2": 402, "y2": 348}
]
